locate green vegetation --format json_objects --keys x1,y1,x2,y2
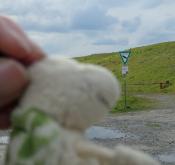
[
  {"x1": 75, "y1": 41, "x2": 175, "y2": 112},
  {"x1": 76, "y1": 41, "x2": 175, "y2": 93},
  {"x1": 111, "y1": 95, "x2": 155, "y2": 113}
]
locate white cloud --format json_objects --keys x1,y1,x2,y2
[
  {"x1": 1, "y1": 0, "x2": 175, "y2": 56},
  {"x1": 109, "y1": 0, "x2": 175, "y2": 46}
]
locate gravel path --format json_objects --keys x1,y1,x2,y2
[
  {"x1": 91, "y1": 94, "x2": 175, "y2": 165},
  {"x1": 0, "y1": 94, "x2": 175, "y2": 165}
]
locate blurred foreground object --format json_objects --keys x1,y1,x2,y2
[{"x1": 5, "y1": 57, "x2": 160, "y2": 165}]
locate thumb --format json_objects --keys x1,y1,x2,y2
[{"x1": 0, "y1": 59, "x2": 28, "y2": 108}]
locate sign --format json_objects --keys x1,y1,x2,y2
[
  {"x1": 118, "y1": 49, "x2": 131, "y2": 109},
  {"x1": 119, "y1": 50, "x2": 131, "y2": 64},
  {"x1": 122, "y1": 65, "x2": 128, "y2": 75}
]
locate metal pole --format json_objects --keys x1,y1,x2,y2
[{"x1": 123, "y1": 74, "x2": 127, "y2": 109}]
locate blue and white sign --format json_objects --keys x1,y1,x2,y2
[{"x1": 122, "y1": 66, "x2": 128, "y2": 75}]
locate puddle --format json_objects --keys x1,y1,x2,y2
[
  {"x1": 85, "y1": 126, "x2": 128, "y2": 139},
  {"x1": 157, "y1": 152, "x2": 175, "y2": 163},
  {"x1": 0, "y1": 136, "x2": 9, "y2": 144}
]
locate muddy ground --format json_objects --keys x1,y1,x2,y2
[{"x1": 0, "y1": 94, "x2": 175, "y2": 165}]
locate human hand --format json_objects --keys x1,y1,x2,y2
[{"x1": 0, "y1": 16, "x2": 45, "y2": 129}]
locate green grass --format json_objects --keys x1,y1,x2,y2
[
  {"x1": 75, "y1": 41, "x2": 175, "y2": 93},
  {"x1": 74, "y1": 41, "x2": 175, "y2": 112},
  {"x1": 111, "y1": 95, "x2": 155, "y2": 113}
]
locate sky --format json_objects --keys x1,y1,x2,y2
[{"x1": 1, "y1": 0, "x2": 175, "y2": 57}]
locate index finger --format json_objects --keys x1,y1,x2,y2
[{"x1": 0, "y1": 16, "x2": 45, "y2": 65}]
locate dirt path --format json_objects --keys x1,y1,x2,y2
[{"x1": 91, "y1": 94, "x2": 175, "y2": 165}]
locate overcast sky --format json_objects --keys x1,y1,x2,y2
[{"x1": 1, "y1": 0, "x2": 175, "y2": 57}]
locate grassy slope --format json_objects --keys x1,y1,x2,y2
[
  {"x1": 76, "y1": 41, "x2": 175, "y2": 94},
  {"x1": 75, "y1": 41, "x2": 175, "y2": 112}
]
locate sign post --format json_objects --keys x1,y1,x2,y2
[{"x1": 119, "y1": 49, "x2": 131, "y2": 109}]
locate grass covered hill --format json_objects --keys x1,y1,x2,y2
[{"x1": 76, "y1": 41, "x2": 175, "y2": 93}]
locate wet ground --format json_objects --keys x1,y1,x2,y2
[
  {"x1": 158, "y1": 152, "x2": 175, "y2": 164},
  {"x1": 85, "y1": 126, "x2": 129, "y2": 139},
  {"x1": 86, "y1": 94, "x2": 175, "y2": 165},
  {"x1": 0, "y1": 94, "x2": 175, "y2": 164},
  {"x1": 86, "y1": 125, "x2": 175, "y2": 165}
]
